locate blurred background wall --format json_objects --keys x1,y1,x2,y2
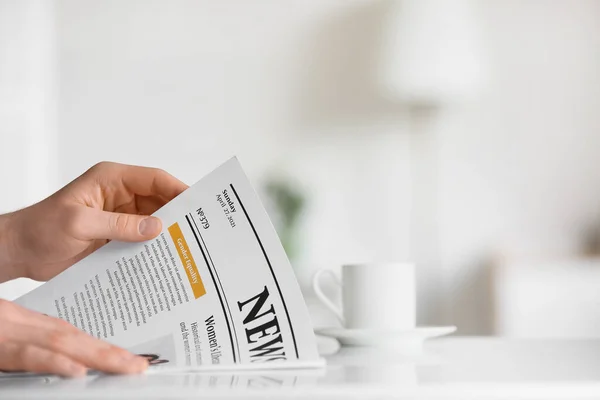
[{"x1": 2, "y1": 0, "x2": 600, "y2": 336}]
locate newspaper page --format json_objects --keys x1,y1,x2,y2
[{"x1": 15, "y1": 158, "x2": 321, "y2": 371}]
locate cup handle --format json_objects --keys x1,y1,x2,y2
[{"x1": 312, "y1": 269, "x2": 344, "y2": 325}]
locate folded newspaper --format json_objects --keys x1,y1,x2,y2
[{"x1": 16, "y1": 158, "x2": 323, "y2": 372}]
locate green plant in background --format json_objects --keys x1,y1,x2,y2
[{"x1": 264, "y1": 179, "x2": 306, "y2": 263}]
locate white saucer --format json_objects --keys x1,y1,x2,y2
[{"x1": 315, "y1": 326, "x2": 456, "y2": 348}]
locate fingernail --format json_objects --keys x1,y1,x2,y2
[
  {"x1": 120, "y1": 351, "x2": 138, "y2": 362},
  {"x1": 127, "y1": 356, "x2": 148, "y2": 373},
  {"x1": 135, "y1": 356, "x2": 149, "y2": 370},
  {"x1": 67, "y1": 363, "x2": 87, "y2": 378},
  {"x1": 139, "y1": 217, "x2": 161, "y2": 236},
  {"x1": 120, "y1": 354, "x2": 148, "y2": 371}
]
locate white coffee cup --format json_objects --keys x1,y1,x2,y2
[{"x1": 312, "y1": 263, "x2": 415, "y2": 330}]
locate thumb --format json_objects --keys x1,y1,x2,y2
[{"x1": 78, "y1": 209, "x2": 163, "y2": 242}]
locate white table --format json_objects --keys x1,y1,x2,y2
[{"x1": 2, "y1": 337, "x2": 600, "y2": 399}]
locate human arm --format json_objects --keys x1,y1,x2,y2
[{"x1": 0, "y1": 162, "x2": 188, "y2": 377}]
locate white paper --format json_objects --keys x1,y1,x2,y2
[{"x1": 15, "y1": 157, "x2": 320, "y2": 371}]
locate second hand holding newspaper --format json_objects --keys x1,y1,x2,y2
[{"x1": 16, "y1": 158, "x2": 322, "y2": 371}]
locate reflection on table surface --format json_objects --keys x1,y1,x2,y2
[
  {"x1": 4, "y1": 337, "x2": 600, "y2": 399},
  {"x1": 0, "y1": 368, "x2": 328, "y2": 398}
]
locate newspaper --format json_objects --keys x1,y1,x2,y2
[{"x1": 15, "y1": 158, "x2": 322, "y2": 372}]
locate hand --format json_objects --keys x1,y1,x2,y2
[
  {"x1": 0, "y1": 162, "x2": 188, "y2": 282},
  {"x1": 0, "y1": 299, "x2": 148, "y2": 377}
]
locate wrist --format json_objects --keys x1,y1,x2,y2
[{"x1": 0, "y1": 213, "x2": 23, "y2": 282}]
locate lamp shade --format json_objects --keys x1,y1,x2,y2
[{"x1": 379, "y1": 0, "x2": 484, "y2": 105}]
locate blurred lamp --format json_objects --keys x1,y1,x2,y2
[{"x1": 379, "y1": 0, "x2": 484, "y2": 105}]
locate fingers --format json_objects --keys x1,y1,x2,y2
[
  {"x1": 17, "y1": 327, "x2": 146, "y2": 375},
  {"x1": 72, "y1": 208, "x2": 162, "y2": 242},
  {"x1": 60, "y1": 162, "x2": 186, "y2": 242},
  {"x1": 135, "y1": 195, "x2": 169, "y2": 216},
  {"x1": 0, "y1": 300, "x2": 148, "y2": 376},
  {"x1": 93, "y1": 162, "x2": 188, "y2": 201},
  {"x1": 0, "y1": 342, "x2": 87, "y2": 378}
]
